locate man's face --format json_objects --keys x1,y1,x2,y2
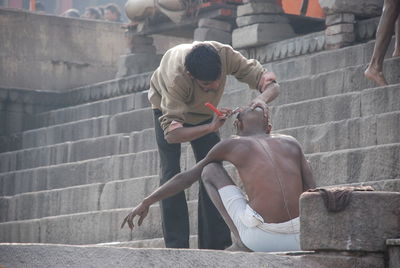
[
  {"x1": 196, "y1": 79, "x2": 221, "y2": 92},
  {"x1": 104, "y1": 10, "x2": 117, "y2": 21}
]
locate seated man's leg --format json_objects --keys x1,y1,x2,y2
[{"x1": 201, "y1": 162, "x2": 251, "y2": 251}]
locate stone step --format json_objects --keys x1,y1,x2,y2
[
  {"x1": 97, "y1": 235, "x2": 198, "y2": 249},
  {"x1": 10, "y1": 40, "x2": 397, "y2": 138},
  {"x1": 0, "y1": 201, "x2": 198, "y2": 244},
  {"x1": 272, "y1": 83, "x2": 400, "y2": 130},
  {"x1": 3, "y1": 105, "x2": 399, "y2": 175},
  {"x1": 21, "y1": 107, "x2": 154, "y2": 149},
  {"x1": 0, "y1": 128, "x2": 157, "y2": 173},
  {"x1": 0, "y1": 164, "x2": 240, "y2": 223},
  {"x1": 22, "y1": 79, "x2": 398, "y2": 151},
  {"x1": 7, "y1": 61, "x2": 399, "y2": 152},
  {"x1": 0, "y1": 133, "x2": 129, "y2": 173},
  {"x1": 0, "y1": 244, "x2": 384, "y2": 268},
  {"x1": 2, "y1": 120, "x2": 399, "y2": 196},
  {"x1": 0, "y1": 175, "x2": 200, "y2": 223},
  {"x1": 30, "y1": 91, "x2": 149, "y2": 130},
  {"x1": 262, "y1": 35, "x2": 396, "y2": 81},
  {"x1": 1, "y1": 136, "x2": 398, "y2": 220},
  {"x1": 278, "y1": 111, "x2": 400, "y2": 154},
  {"x1": 0, "y1": 149, "x2": 163, "y2": 196},
  {"x1": 309, "y1": 143, "x2": 400, "y2": 187},
  {"x1": 272, "y1": 57, "x2": 399, "y2": 106}
]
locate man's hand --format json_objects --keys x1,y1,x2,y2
[
  {"x1": 209, "y1": 112, "x2": 228, "y2": 132},
  {"x1": 257, "y1": 71, "x2": 277, "y2": 93},
  {"x1": 121, "y1": 202, "x2": 149, "y2": 230}
]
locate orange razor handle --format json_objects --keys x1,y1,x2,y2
[{"x1": 204, "y1": 102, "x2": 223, "y2": 116}]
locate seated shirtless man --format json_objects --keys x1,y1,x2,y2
[{"x1": 121, "y1": 106, "x2": 316, "y2": 252}]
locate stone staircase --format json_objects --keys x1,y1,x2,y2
[{"x1": 0, "y1": 35, "x2": 399, "y2": 264}]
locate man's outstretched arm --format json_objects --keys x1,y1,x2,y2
[{"x1": 121, "y1": 140, "x2": 232, "y2": 230}]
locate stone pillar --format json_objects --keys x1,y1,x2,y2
[
  {"x1": 300, "y1": 191, "x2": 400, "y2": 252},
  {"x1": 232, "y1": 0, "x2": 295, "y2": 49},
  {"x1": 116, "y1": 31, "x2": 162, "y2": 78},
  {"x1": 387, "y1": 239, "x2": 400, "y2": 268},
  {"x1": 325, "y1": 13, "x2": 355, "y2": 49},
  {"x1": 194, "y1": 18, "x2": 232, "y2": 44}
]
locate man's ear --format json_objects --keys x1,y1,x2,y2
[
  {"x1": 266, "y1": 123, "x2": 272, "y2": 134},
  {"x1": 235, "y1": 119, "x2": 244, "y2": 132}
]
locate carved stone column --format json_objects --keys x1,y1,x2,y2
[
  {"x1": 116, "y1": 31, "x2": 162, "y2": 78},
  {"x1": 232, "y1": 0, "x2": 295, "y2": 49},
  {"x1": 194, "y1": 18, "x2": 232, "y2": 44}
]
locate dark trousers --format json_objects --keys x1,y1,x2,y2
[{"x1": 153, "y1": 109, "x2": 232, "y2": 249}]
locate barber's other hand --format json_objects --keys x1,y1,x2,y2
[
  {"x1": 121, "y1": 202, "x2": 149, "y2": 230},
  {"x1": 257, "y1": 71, "x2": 277, "y2": 93}
]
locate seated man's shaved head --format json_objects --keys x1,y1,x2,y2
[{"x1": 235, "y1": 106, "x2": 271, "y2": 135}]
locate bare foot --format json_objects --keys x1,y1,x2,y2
[
  {"x1": 393, "y1": 49, "x2": 400, "y2": 57},
  {"x1": 224, "y1": 236, "x2": 252, "y2": 252},
  {"x1": 224, "y1": 243, "x2": 251, "y2": 252},
  {"x1": 364, "y1": 65, "x2": 388, "y2": 86}
]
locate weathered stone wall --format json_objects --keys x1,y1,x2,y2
[
  {"x1": 319, "y1": 0, "x2": 383, "y2": 17},
  {"x1": 0, "y1": 8, "x2": 127, "y2": 92}
]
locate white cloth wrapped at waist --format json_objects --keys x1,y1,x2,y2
[{"x1": 239, "y1": 204, "x2": 300, "y2": 234}]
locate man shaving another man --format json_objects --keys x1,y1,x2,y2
[
  {"x1": 122, "y1": 107, "x2": 316, "y2": 252},
  {"x1": 148, "y1": 41, "x2": 279, "y2": 250}
]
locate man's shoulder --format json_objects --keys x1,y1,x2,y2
[{"x1": 268, "y1": 134, "x2": 300, "y2": 146}]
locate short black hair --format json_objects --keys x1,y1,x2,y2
[
  {"x1": 85, "y1": 7, "x2": 101, "y2": 19},
  {"x1": 105, "y1": 3, "x2": 121, "y2": 20},
  {"x1": 185, "y1": 43, "x2": 221, "y2": 81}
]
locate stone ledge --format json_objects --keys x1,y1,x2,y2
[
  {"x1": 241, "y1": 31, "x2": 325, "y2": 65},
  {"x1": 0, "y1": 243, "x2": 385, "y2": 268},
  {"x1": 300, "y1": 191, "x2": 400, "y2": 252}
]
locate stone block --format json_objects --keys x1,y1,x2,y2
[
  {"x1": 308, "y1": 144, "x2": 400, "y2": 186},
  {"x1": 194, "y1": 28, "x2": 232, "y2": 44},
  {"x1": 237, "y1": 2, "x2": 284, "y2": 17},
  {"x1": 236, "y1": 14, "x2": 288, "y2": 27},
  {"x1": 325, "y1": 32, "x2": 355, "y2": 49},
  {"x1": 232, "y1": 23, "x2": 295, "y2": 49},
  {"x1": 198, "y1": 18, "x2": 232, "y2": 32},
  {"x1": 300, "y1": 191, "x2": 400, "y2": 252},
  {"x1": 387, "y1": 239, "x2": 400, "y2": 268},
  {"x1": 129, "y1": 128, "x2": 156, "y2": 153},
  {"x1": 319, "y1": 0, "x2": 383, "y2": 16},
  {"x1": 325, "y1": 13, "x2": 355, "y2": 26},
  {"x1": 109, "y1": 108, "x2": 154, "y2": 134},
  {"x1": 22, "y1": 116, "x2": 110, "y2": 149},
  {"x1": 68, "y1": 134, "x2": 123, "y2": 162},
  {"x1": 376, "y1": 111, "x2": 400, "y2": 145},
  {"x1": 272, "y1": 93, "x2": 361, "y2": 130},
  {"x1": 326, "y1": 23, "x2": 354, "y2": 36},
  {"x1": 0, "y1": 243, "x2": 386, "y2": 267},
  {"x1": 361, "y1": 84, "x2": 400, "y2": 116},
  {"x1": 116, "y1": 53, "x2": 161, "y2": 78}
]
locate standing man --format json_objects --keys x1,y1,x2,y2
[
  {"x1": 148, "y1": 41, "x2": 279, "y2": 249},
  {"x1": 122, "y1": 107, "x2": 315, "y2": 252},
  {"x1": 364, "y1": 0, "x2": 399, "y2": 86}
]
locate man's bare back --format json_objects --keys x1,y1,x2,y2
[{"x1": 221, "y1": 134, "x2": 308, "y2": 224}]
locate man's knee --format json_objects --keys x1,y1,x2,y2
[{"x1": 201, "y1": 162, "x2": 222, "y2": 184}]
